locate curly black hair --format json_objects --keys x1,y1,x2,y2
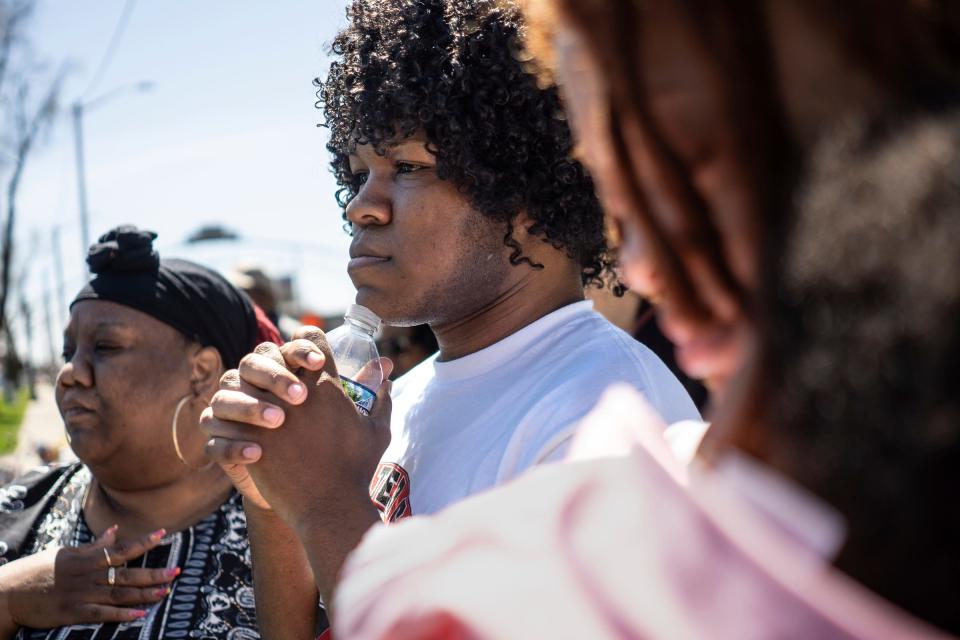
[{"x1": 316, "y1": 0, "x2": 617, "y2": 290}]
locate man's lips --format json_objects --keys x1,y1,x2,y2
[{"x1": 348, "y1": 256, "x2": 391, "y2": 271}]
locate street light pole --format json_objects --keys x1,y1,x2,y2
[
  {"x1": 71, "y1": 82, "x2": 154, "y2": 272},
  {"x1": 71, "y1": 103, "x2": 91, "y2": 266},
  {"x1": 51, "y1": 227, "x2": 67, "y2": 324}
]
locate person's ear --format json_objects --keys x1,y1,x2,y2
[
  {"x1": 190, "y1": 345, "x2": 223, "y2": 402},
  {"x1": 512, "y1": 209, "x2": 535, "y2": 246}
]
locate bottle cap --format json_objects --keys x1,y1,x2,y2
[{"x1": 345, "y1": 304, "x2": 381, "y2": 332}]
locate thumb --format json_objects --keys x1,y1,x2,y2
[
  {"x1": 369, "y1": 379, "x2": 393, "y2": 428},
  {"x1": 92, "y1": 524, "x2": 119, "y2": 549},
  {"x1": 355, "y1": 357, "x2": 392, "y2": 389},
  {"x1": 378, "y1": 357, "x2": 394, "y2": 381},
  {"x1": 224, "y1": 463, "x2": 273, "y2": 511}
]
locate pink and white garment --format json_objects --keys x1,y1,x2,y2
[{"x1": 333, "y1": 385, "x2": 950, "y2": 639}]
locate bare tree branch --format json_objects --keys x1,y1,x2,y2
[
  {"x1": 0, "y1": 1, "x2": 32, "y2": 96},
  {"x1": 0, "y1": 69, "x2": 62, "y2": 339}
]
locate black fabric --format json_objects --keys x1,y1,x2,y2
[{"x1": 71, "y1": 226, "x2": 257, "y2": 369}]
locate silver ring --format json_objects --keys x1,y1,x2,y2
[
  {"x1": 107, "y1": 566, "x2": 117, "y2": 586},
  {"x1": 103, "y1": 547, "x2": 113, "y2": 567}
]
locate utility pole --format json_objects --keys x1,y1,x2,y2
[
  {"x1": 51, "y1": 227, "x2": 67, "y2": 324},
  {"x1": 72, "y1": 103, "x2": 91, "y2": 270},
  {"x1": 71, "y1": 83, "x2": 153, "y2": 273}
]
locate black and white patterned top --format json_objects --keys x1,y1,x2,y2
[{"x1": 0, "y1": 463, "x2": 262, "y2": 639}]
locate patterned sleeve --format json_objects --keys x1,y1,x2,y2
[{"x1": 0, "y1": 464, "x2": 77, "y2": 565}]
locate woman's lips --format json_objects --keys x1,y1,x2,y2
[
  {"x1": 674, "y1": 338, "x2": 735, "y2": 380},
  {"x1": 62, "y1": 407, "x2": 97, "y2": 428},
  {"x1": 658, "y1": 314, "x2": 742, "y2": 382},
  {"x1": 348, "y1": 256, "x2": 391, "y2": 271}
]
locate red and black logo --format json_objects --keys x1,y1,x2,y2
[{"x1": 369, "y1": 462, "x2": 412, "y2": 522}]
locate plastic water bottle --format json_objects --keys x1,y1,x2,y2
[{"x1": 326, "y1": 304, "x2": 383, "y2": 415}]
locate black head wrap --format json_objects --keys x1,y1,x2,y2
[{"x1": 70, "y1": 225, "x2": 258, "y2": 369}]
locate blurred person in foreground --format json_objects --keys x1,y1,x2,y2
[
  {"x1": 588, "y1": 287, "x2": 709, "y2": 410},
  {"x1": 0, "y1": 227, "x2": 279, "y2": 639},
  {"x1": 200, "y1": 1, "x2": 700, "y2": 636},
  {"x1": 316, "y1": 1, "x2": 960, "y2": 637}
]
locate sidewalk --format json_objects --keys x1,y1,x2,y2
[{"x1": 0, "y1": 383, "x2": 72, "y2": 482}]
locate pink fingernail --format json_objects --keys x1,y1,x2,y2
[
  {"x1": 130, "y1": 609, "x2": 147, "y2": 619},
  {"x1": 242, "y1": 446, "x2": 261, "y2": 460},
  {"x1": 263, "y1": 407, "x2": 283, "y2": 425},
  {"x1": 150, "y1": 529, "x2": 166, "y2": 541},
  {"x1": 154, "y1": 587, "x2": 170, "y2": 597},
  {"x1": 164, "y1": 567, "x2": 181, "y2": 578},
  {"x1": 307, "y1": 352, "x2": 323, "y2": 366},
  {"x1": 288, "y1": 383, "x2": 305, "y2": 401}
]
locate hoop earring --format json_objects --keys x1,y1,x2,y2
[{"x1": 172, "y1": 395, "x2": 213, "y2": 471}]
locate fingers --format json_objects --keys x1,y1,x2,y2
[
  {"x1": 290, "y1": 326, "x2": 338, "y2": 378},
  {"x1": 369, "y1": 379, "x2": 393, "y2": 424},
  {"x1": 253, "y1": 340, "x2": 286, "y2": 365},
  {"x1": 205, "y1": 433, "x2": 263, "y2": 465},
  {"x1": 369, "y1": 380, "x2": 393, "y2": 452},
  {"x1": 280, "y1": 339, "x2": 326, "y2": 371},
  {"x1": 73, "y1": 603, "x2": 149, "y2": 624},
  {"x1": 209, "y1": 390, "x2": 286, "y2": 429},
  {"x1": 102, "y1": 529, "x2": 166, "y2": 567},
  {"x1": 238, "y1": 352, "x2": 308, "y2": 405},
  {"x1": 200, "y1": 407, "x2": 266, "y2": 462},
  {"x1": 100, "y1": 566, "x2": 180, "y2": 587},
  {"x1": 99, "y1": 584, "x2": 172, "y2": 606},
  {"x1": 219, "y1": 369, "x2": 241, "y2": 392}
]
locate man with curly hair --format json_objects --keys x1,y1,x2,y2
[
  {"x1": 200, "y1": 0, "x2": 697, "y2": 633},
  {"x1": 313, "y1": 0, "x2": 699, "y2": 519}
]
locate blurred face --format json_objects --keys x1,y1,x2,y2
[
  {"x1": 376, "y1": 325, "x2": 433, "y2": 378},
  {"x1": 345, "y1": 133, "x2": 512, "y2": 326},
  {"x1": 56, "y1": 300, "x2": 199, "y2": 482},
  {"x1": 552, "y1": 7, "x2": 756, "y2": 391}
]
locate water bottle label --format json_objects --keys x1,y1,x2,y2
[{"x1": 340, "y1": 376, "x2": 377, "y2": 415}]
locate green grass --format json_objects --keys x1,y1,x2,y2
[{"x1": 0, "y1": 387, "x2": 30, "y2": 455}]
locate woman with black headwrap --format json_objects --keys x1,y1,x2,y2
[{"x1": 0, "y1": 227, "x2": 278, "y2": 639}]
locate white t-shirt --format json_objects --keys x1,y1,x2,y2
[{"x1": 367, "y1": 301, "x2": 700, "y2": 520}]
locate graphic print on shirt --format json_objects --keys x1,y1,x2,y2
[{"x1": 370, "y1": 462, "x2": 412, "y2": 522}]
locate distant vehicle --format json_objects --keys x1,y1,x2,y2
[{"x1": 186, "y1": 225, "x2": 240, "y2": 243}]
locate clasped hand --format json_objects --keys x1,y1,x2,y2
[{"x1": 199, "y1": 326, "x2": 393, "y2": 532}]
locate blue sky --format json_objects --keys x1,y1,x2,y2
[{"x1": 16, "y1": 0, "x2": 357, "y2": 361}]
